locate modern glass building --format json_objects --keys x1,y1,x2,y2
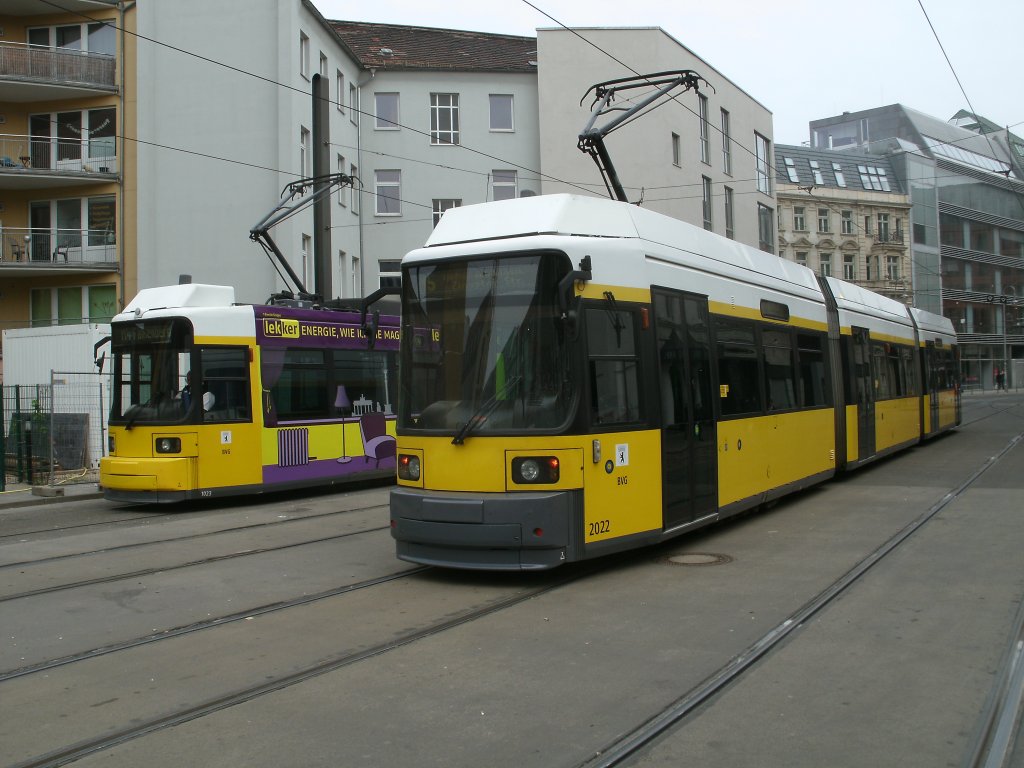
[{"x1": 811, "y1": 105, "x2": 1024, "y2": 390}]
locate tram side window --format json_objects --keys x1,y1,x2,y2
[
  {"x1": 797, "y1": 333, "x2": 828, "y2": 407},
  {"x1": 331, "y1": 349, "x2": 398, "y2": 415},
  {"x1": 871, "y1": 344, "x2": 891, "y2": 399},
  {"x1": 586, "y1": 307, "x2": 641, "y2": 426},
  {"x1": 272, "y1": 349, "x2": 329, "y2": 421},
  {"x1": 762, "y1": 328, "x2": 795, "y2": 411},
  {"x1": 901, "y1": 347, "x2": 918, "y2": 395},
  {"x1": 715, "y1": 318, "x2": 761, "y2": 417},
  {"x1": 199, "y1": 346, "x2": 250, "y2": 422}
]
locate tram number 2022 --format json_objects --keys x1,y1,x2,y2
[{"x1": 588, "y1": 519, "x2": 611, "y2": 537}]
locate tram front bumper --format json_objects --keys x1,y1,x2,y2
[
  {"x1": 390, "y1": 486, "x2": 578, "y2": 571},
  {"x1": 100, "y1": 456, "x2": 194, "y2": 501}
]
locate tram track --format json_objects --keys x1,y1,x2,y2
[
  {"x1": 0, "y1": 565, "x2": 426, "y2": 684},
  {"x1": 0, "y1": 500, "x2": 389, "y2": 571},
  {"x1": 8, "y1": 564, "x2": 598, "y2": 768},
  {"x1": 578, "y1": 429, "x2": 1024, "y2": 768},
  {"x1": 0, "y1": 523, "x2": 390, "y2": 602}
]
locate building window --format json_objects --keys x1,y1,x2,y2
[
  {"x1": 843, "y1": 253, "x2": 856, "y2": 280},
  {"x1": 784, "y1": 157, "x2": 799, "y2": 183},
  {"x1": 489, "y1": 94, "x2": 514, "y2": 131},
  {"x1": 809, "y1": 160, "x2": 824, "y2": 186},
  {"x1": 430, "y1": 93, "x2": 460, "y2": 145},
  {"x1": 724, "y1": 186, "x2": 735, "y2": 240},
  {"x1": 28, "y1": 21, "x2": 115, "y2": 55},
  {"x1": 30, "y1": 284, "x2": 116, "y2": 327},
  {"x1": 379, "y1": 260, "x2": 402, "y2": 289},
  {"x1": 301, "y1": 234, "x2": 311, "y2": 287},
  {"x1": 877, "y1": 213, "x2": 890, "y2": 242},
  {"x1": 755, "y1": 133, "x2": 771, "y2": 195},
  {"x1": 858, "y1": 165, "x2": 891, "y2": 191},
  {"x1": 492, "y1": 170, "x2": 517, "y2": 201},
  {"x1": 702, "y1": 176, "x2": 713, "y2": 231},
  {"x1": 375, "y1": 92, "x2": 400, "y2": 130},
  {"x1": 671, "y1": 132, "x2": 681, "y2": 167},
  {"x1": 817, "y1": 208, "x2": 830, "y2": 233},
  {"x1": 758, "y1": 203, "x2": 774, "y2": 253},
  {"x1": 886, "y1": 255, "x2": 900, "y2": 280},
  {"x1": 795, "y1": 251, "x2": 808, "y2": 267},
  {"x1": 721, "y1": 109, "x2": 731, "y2": 175},
  {"x1": 820, "y1": 253, "x2": 832, "y2": 277},
  {"x1": 832, "y1": 162, "x2": 846, "y2": 187},
  {"x1": 865, "y1": 255, "x2": 873, "y2": 281},
  {"x1": 698, "y1": 94, "x2": 710, "y2": 164},
  {"x1": 299, "y1": 32, "x2": 310, "y2": 79},
  {"x1": 336, "y1": 70, "x2": 345, "y2": 113},
  {"x1": 841, "y1": 210, "x2": 854, "y2": 235},
  {"x1": 793, "y1": 206, "x2": 806, "y2": 231},
  {"x1": 337, "y1": 154, "x2": 346, "y2": 206},
  {"x1": 349, "y1": 84, "x2": 358, "y2": 125},
  {"x1": 864, "y1": 216, "x2": 873, "y2": 236},
  {"x1": 351, "y1": 255, "x2": 360, "y2": 297},
  {"x1": 374, "y1": 170, "x2": 401, "y2": 215},
  {"x1": 432, "y1": 198, "x2": 461, "y2": 227},
  {"x1": 319, "y1": 52, "x2": 328, "y2": 77},
  {"x1": 350, "y1": 163, "x2": 359, "y2": 213},
  {"x1": 299, "y1": 126, "x2": 310, "y2": 176}
]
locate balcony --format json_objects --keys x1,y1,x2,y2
[
  {"x1": 0, "y1": 133, "x2": 117, "y2": 189},
  {"x1": 870, "y1": 231, "x2": 905, "y2": 246},
  {"x1": 0, "y1": 227, "x2": 117, "y2": 274},
  {"x1": 0, "y1": 42, "x2": 116, "y2": 99}
]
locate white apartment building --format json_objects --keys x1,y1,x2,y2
[{"x1": 537, "y1": 27, "x2": 776, "y2": 252}]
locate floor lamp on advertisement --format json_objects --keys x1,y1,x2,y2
[{"x1": 335, "y1": 385, "x2": 353, "y2": 464}]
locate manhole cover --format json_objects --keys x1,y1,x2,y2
[{"x1": 664, "y1": 552, "x2": 733, "y2": 566}]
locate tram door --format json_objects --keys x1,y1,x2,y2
[
  {"x1": 654, "y1": 290, "x2": 716, "y2": 529},
  {"x1": 852, "y1": 326, "x2": 875, "y2": 459}
]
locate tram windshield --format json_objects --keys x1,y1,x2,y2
[
  {"x1": 400, "y1": 251, "x2": 576, "y2": 437},
  {"x1": 109, "y1": 318, "x2": 194, "y2": 426}
]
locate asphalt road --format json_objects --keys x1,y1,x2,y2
[{"x1": 1, "y1": 392, "x2": 1022, "y2": 768}]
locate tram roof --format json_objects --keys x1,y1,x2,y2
[{"x1": 421, "y1": 194, "x2": 821, "y2": 296}]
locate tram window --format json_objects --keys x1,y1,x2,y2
[
  {"x1": 331, "y1": 349, "x2": 398, "y2": 416},
  {"x1": 762, "y1": 329, "x2": 795, "y2": 411},
  {"x1": 586, "y1": 307, "x2": 641, "y2": 426},
  {"x1": 199, "y1": 346, "x2": 250, "y2": 421},
  {"x1": 871, "y1": 343, "x2": 895, "y2": 400},
  {"x1": 271, "y1": 349, "x2": 329, "y2": 421},
  {"x1": 796, "y1": 333, "x2": 828, "y2": 408},
  {"x1": 715, "y1": 318, "x2": 761, "y2": 417},
  {"x1": 901, "y1": 347, "x2": 918, "y2": 394}
]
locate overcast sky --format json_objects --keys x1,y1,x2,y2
[{"x1": 313, "y1": 0, "x2": 1022, "y2": 147}]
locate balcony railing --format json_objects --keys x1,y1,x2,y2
[
  {"x1": 871, "y1": 231, "x2": 905, "y2": 245},
  {"x1": 0, "y1": 42, "x2": 115, "y2": 89},
  {"x1": 1, "y1": 227, "x2": 116, "y2": 266},
  {"x1": 0, "y1": 133, "x2": 117, "y2": 176}
]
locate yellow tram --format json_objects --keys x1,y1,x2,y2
[
  {"x1": 100, "y1": 283, "x2": 399, "y2": 502},
  {"x1": 389, "y1": 194, "x2": 959, "y2": 569}
]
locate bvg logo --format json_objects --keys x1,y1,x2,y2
[{"x1": 263, "y1": 318, "x2": 300, "y2": 338}]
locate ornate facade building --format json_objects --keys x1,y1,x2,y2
[{"x1": 774, "y1": 144, "x2": 912, "y2": 304}]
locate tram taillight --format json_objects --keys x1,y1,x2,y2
[{"x1": 398, "y1": 454, "x2": 421, "y2": 481}]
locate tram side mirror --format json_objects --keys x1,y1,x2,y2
[{"x1": 558, "y1": 256, "x2": 592, "y2": 338}]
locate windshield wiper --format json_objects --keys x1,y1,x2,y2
[{"x1": 451, "y1": 375, "x2": 522, "y2": 446}]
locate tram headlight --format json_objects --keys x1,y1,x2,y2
[
  {"x1": 155, "y1": 437, "x2": 181, "y2": 454},
  {"x1": 108, "y1": 435, "x2": 115, "y2": 454},
  {"x1": 398, "y1": 454, "x2": 420, "y2": 481},
  {"x1": 512, "y1": 456, "x2": 560, "y2": 485}
]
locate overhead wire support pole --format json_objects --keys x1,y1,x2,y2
[
  {"x1": 249, "y1": 172, "x2": 355, "y2": 302},
  {"x1": 577, "y1": 70, "x2": 713, "y2": 204}
]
